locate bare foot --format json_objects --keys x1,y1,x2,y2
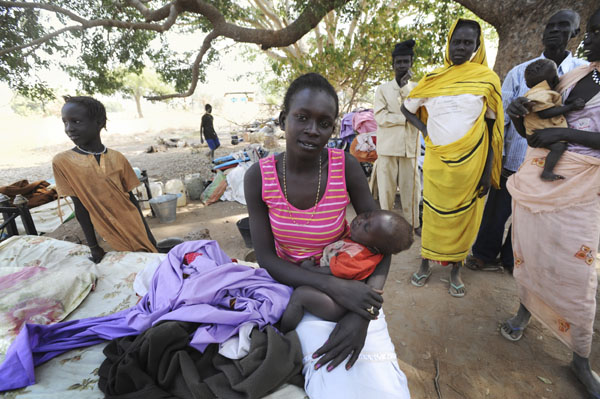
[
  {"x1": 541, "y1": 171, "x2": 565, "y2": 181},
  {"x1": 571, "y1": 353, "x2": 600, "y2": 398}
]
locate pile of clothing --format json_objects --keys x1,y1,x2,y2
[
  {"x1": 341, "y1": 110, "x2": 378, "y2": 163},
  {"x1": 0, "y1": 180, "x2": 57, "y2": 208}
]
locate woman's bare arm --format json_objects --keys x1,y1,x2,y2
[
  {"x1": 529, "y1": 127, "x2": 600, "y2": 149},
  {"x1": 244, "y1": 162, "x2": 382, "y2": 317},
  {"x1": 401, "y1": 104, "x2": 428, "y2": 137}
]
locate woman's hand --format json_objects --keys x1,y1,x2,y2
[
  {"x1": 312, "y1": 311, "x2": 369, "y2": 371},
  {"x1": 476, "y1": 169, "x2": 492, "y2": 198},
  {"x1": 529, "y1": 127, "x2": 570, "y2": 148},
  {"x1": 327, "y1": 276, "x2": 383, "y2": 320}
]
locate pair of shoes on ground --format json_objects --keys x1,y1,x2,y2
[
  {"x1": 465, "y1": 254, "x2": 504, "y2": 272},
  {"x1": 410, "y1": 271, "x2": 465, "y2": 297}
]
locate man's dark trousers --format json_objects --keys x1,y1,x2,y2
[{"x1": 471, "y1": 170, "x2": 514, "y2": 271}]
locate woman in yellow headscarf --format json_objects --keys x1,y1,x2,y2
[{"x1": 401, "y1": 19, "x2": 504, "y2": 297}]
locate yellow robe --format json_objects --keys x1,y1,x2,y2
[{"x1": 408, "y1": 19, "x2": 504, "y2": 262}]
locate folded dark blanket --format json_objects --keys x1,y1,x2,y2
[{"x1": 98, "y1": 321, "x2": 303, "y2": 399}]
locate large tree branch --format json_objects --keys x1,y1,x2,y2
[
  {"x1": 1, "y1": 0, "x2": 350, "y2": 99},
  {"x1": 125, "y1": 0, "x2": 178, "y2": 22},
  {"x1": 0, "y1": 25, "x2": 82, "y2": 56},
  {"x1": 0, "y1": 1, "x2": 180, "y2": 56},
  {"x1": 145, "y1": 30, "x2": 218, "y2": 101}
]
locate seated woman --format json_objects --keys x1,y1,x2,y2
[
  {"x1": 401, "y1": 19, "x2": 504, "y2": 297},
  {"x1": 501, "y1": 9, "x2": 600, "y2": 398},
  {"x1": 244, "y1": 73, "x2": 410, "y2": 398}
]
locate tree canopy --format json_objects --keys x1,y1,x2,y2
[
  {"x1": 255, "y1": 0, "x2": 494, "y2": 112},
  {"x1": 1, "y1": 0, "x2": 595, "y2": 109},
  {"x1": 0, "y1": 0, "x2": 352, "y2": 101}
]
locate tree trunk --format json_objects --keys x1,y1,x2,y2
[
  {"x1": 135, "y1": 95, "x2": 144, "y2": 119},
  {"x1": 454, "y1": 0, "x2": 595, "y2": 81}
]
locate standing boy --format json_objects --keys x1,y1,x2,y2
[
  {"x1": 201, "y1": 104, "x2": 220, "y2": 161},
  {"x1": 53, "y1": 96, "x2": 157, "y2": 263}
]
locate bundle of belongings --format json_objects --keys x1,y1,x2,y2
[
  {"x1": 0, "y1": 240, "x2": 304, "y2": 398},
  {"x1": 0, "y1": 180, "x2": 57, "y2": 208},
  {"x1": 348, "y1": 109, "x2": 378, "y2": 163}
]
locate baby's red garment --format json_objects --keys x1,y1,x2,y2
[{"x1": 322, "y1": 238, "x2": 383, "y2": 280}]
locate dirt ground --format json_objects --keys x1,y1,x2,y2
[{"x1": 2, "y1": 113, "x2": 600, "y2": 399}]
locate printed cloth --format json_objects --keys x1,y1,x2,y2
[
  {"x1": 320, "y1": 238, "x2": 383, "y2": 280},
  {"x1": 0, "y1": 240, "x2": 292, "y2": 391},
  {"x1": 0, "y1": 265, "x2": 96, "y2": 355},
  {"x1": 406, "y1": 18, "x2": 504, "y2": 262},
  {"x1": 52, "y1": 149, "x2": 156, "y2": 252},
  {"x1": 508, "y1": 148, "x2": 600, "y2": 357},
  {"x1": 507, "y1": 66, "x2": 600, "y2": 357},
  {"x1": 259, "y1": 148, "x2": 350, "y2": 264}
]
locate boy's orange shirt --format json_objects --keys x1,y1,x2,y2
[{"x1": 52, "y1": 149, "x2": 156, "y2": 253}]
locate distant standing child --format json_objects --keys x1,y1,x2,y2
[
  {"x1": 523, "y1": 59, "x2": 586, "y2": 180},
  {"x1": 52, "y1": 96, "x2": 157, "y2": 263},
  {"x1": 280, "y1": 210, "x2": 414, "y2": 332},
  {"x1": 200, "y1": 104, "x2": 220, "y2": 161}
]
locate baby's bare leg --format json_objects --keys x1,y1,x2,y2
[
  {"x1": 541, "y1": 142, "x2": 567, "y2": 181},
  {"x1": 280, "y1": 285, "x2": 346, "y2": 333}
]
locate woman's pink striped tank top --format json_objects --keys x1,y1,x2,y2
[{"x1": 260, "y1": 148, "x2": 350, "y2": 264}]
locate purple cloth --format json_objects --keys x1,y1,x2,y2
[
  {"x1": 0, "y1": 240, "x2": 292, "y2": 391},
  {"x1": 340, "y1": 112, "x2": 356, "y2": 139}
]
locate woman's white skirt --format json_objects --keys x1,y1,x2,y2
[{"x1": 295, "y1": 309, "x2": 410, "y2": 399}]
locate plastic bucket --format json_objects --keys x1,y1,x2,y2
[
  {"x1": 156, "y1": 237, "x2": 184, "y2": 253},
  {"x1": 236, "y1": 217, "x2": 253, "y2": 248},
  {"x1": 149, "y1": 194, "x2": 178, "y2": 223}
]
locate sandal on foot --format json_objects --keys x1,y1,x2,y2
[
  {"x1": 449, "y1": 282, "x2": 465, "y2": 298},
  {"x1": 411, "y1": 270, "x2": 431, "y2": 287},
  {"x1": 465, "y1": 255, "x2": 504, "y2": 272},
  {"x1": 500, "y1": 320, "x2": 526, "y2": 342}
]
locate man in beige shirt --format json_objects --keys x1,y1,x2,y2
[{"x1": 373, "y1": 39, "x2": 421, "y2": 233}]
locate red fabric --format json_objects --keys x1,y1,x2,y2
[
  {"x1": 183, "y1": 252, "x2": 202, "y2": 265},
  {"x1": 329, "y1": 239, "x2": 383, "y2": 280}
]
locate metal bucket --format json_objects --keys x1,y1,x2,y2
[
  {"x1": 149, "y1": 194, "x2": 177, "y2": 223},
  {"x1": 236, "y1": 217, "x2": 253, "y2": 248}
]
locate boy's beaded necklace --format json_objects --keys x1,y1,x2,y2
[
  {"x1": 282, "y1": 151, "x2": 322, "y2": 225},
  {"x1": 76, "y1": 145, "x2": 107, "y2": 156}
]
